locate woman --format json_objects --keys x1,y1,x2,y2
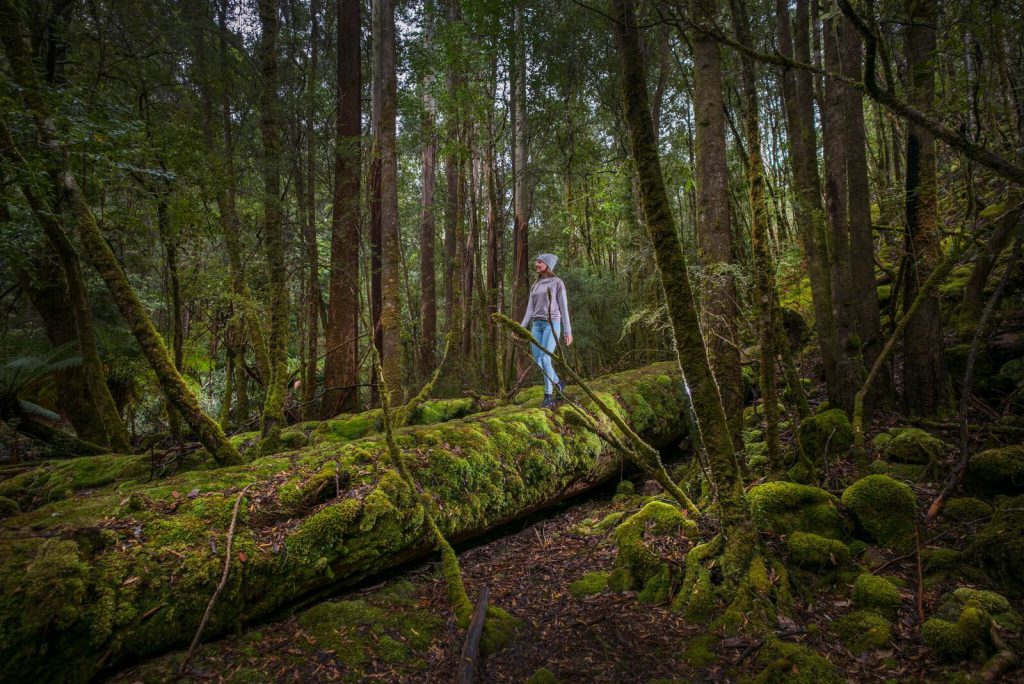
[{"x1": 520, "y1": 253, "x2": 573, "y2": 408}]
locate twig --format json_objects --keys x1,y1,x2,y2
[
  {"x1": 179, "y1": 484, "x2": 251, "y2": 676},
  {"x1": 914, "y1": 521, "x2": 925, "y2": 622},
  {"x1": 456, "y1": 587, "x2": 490, "y2": 684}
]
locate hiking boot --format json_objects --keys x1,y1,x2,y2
[
  {"x1": 557, "y1": 379, "x2": 567, "y2": 395},
  {"x1": 541, "y1": 394, "x2": 556, "y2": 409}
]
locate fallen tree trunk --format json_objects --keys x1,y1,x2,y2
[{"x1": 0, "y1": 362, "x2": 688, "y2": 683}]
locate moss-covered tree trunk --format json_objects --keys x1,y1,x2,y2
[
  {"x1": 690, "y1": 0, "x2": 744, "y2": 453},
  {"x1": 612, "y1": 0, "x2": 741, "y2": 510},
  {"x1": 257, "y1": 0, "x2": 290, "y2": 442},
  {"x1": 417, "y1": 2, "x2": 438, "y2": 379},
  {"x1": 0, "y1": 362, "x2": 686, "y2": 683},
  {"x1": 729, "y1": 0, "x2": 782, "y2": 469}
]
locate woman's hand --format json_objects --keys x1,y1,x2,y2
[{"x1": 564, "y1": 333, "x2": 573, "y2": 346}]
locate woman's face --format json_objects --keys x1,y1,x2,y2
[{"x1": 535, "y1": 259, "x2": 547, "y2": 274}]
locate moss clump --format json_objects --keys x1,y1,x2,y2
[
  {"x1": 945, "y1": 588, "x2": 1021, "y2": 631},
  {"x1": 942, "y1": 497, "x2": 992, "y2": 523},
  {"x1": 852, "y1": 573, "x2": 902, "y2": 619},
  {"x1": 785, "y1": 532, "x2": 850, "y2": 571},
  {"x1": 872, "y1": 427, "x2": 948, "y2": 465},
  {"x1": 922, "y1": 604, "x2": 993, "y2": 662},
  {"x1": 747, "y1": 481, "x2": 844, "y2": 539},
  {"x1": 611, "y1": 501, "x2": 696, "y2": 604},
  {"x1": 798, "y1": 409, "x2": 853, "y2": 460},
  {"x1": 0, "y1": 496, "x2": 20, "y2": 518},
  {"x1": 753, "y1": 640, "x2": 842, "y2": 683},
  {"x1": 833, "y1": 610, "x2": 892, "y2": 654},
  {"x1": 569, "y1": 571, "x2": 609, "y2": 598},
  {"x1": 968, "y1": 495, "x2": 1024, "y2": 595},
  {"x1": 922, "y1": 548, "x2": 961, "y2": 581},
  {"x1": 615, "y1": 480, "x2": 635, "y2": 496},
  {"x1": 683, "y1": 634, "x2": 718, "y2": 668},
  {"x1": 965, "y1": 445, "x2": 1024, "y2": 497},
  {"x1": 278, "y1": 430, "x2": 309, "y2": 450},
  {"x1": 526, "y1": 667, "x2": 559, "y2": 684},
  {"x1": 841, "y1": 475, "x2": 916, "y2": 549}
]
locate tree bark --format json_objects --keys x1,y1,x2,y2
[
  {"x1": 322, "y1": 0, "x2": 362, "y2": 418},
  {"x1": 510, "y1": 1, "x2": 530, "y2": 377},
  {"x1": 902, "y1": 0, "x2": 947, "y2": 415},
  {"x1": 690, "y1": 0, "x2": 743, "y2": 454},
  {"x1": 612, "y1": 0, "x2": 742, "y2": 513},
  {"x1": 417, "y1": 2, "x2": 438, "y2": 378},
  {"x1": 301, "y1": 0, "x2": 321, "y2": 421}
]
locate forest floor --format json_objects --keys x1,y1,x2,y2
[{"x1": 107, "y1": 439, "x2": 1024, "y2": 683}]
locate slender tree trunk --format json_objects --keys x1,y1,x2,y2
[
  {"x1": 902, "y1": 0, "x2": 947, "y2": 415},
  {"x1": 613, "y1": 0, "x2": 742, "y2": 514},
  {"x1": 322, "y1": 0, "x2": 362, "y2": 417},
  {"x1": 418, "y1": 1, "x2": 438, "y2": 378},
  {"x1": 301, "y1": 0, "x2": 321, "y2": 421},
  {"x1": 690, "y1": 0, "x2": 743, "y2": 454},
  {"x1": 374, "y1": 0, "x2": 402, "y2": 399},
  {"x1": 961, "y1": 196, "x2": 1022, "y2": 329},
  {"x1": 510, "y1": 1, "x2": 530, "y2": 377},
  {"x1": 821, "y1": 12, "x2": 863, "y2": 413},
  {"x1": 485, "y1": 96, "x2": 501, "y2": 390},
  {"x1": 257, "y1": 0, "x2": 290, "y2": 442},
  {"x1": 157, "y1": 197, "x2": 185, "y2": 442},
  {"x1": 776, "y1": 0, "x2": 842, "y2": 406}
]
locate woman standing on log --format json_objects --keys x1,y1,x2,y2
[{"x1": 520, "y1": 253, "x2": 573, "y2": 408}]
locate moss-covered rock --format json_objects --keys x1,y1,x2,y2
[
  {"x1": 852, "y1": 573, "x2": 902, "y2": 619},
  {"x1": 872, "y1": 427, "x2": 949, "y2": 465},
  {"x1": 747, "y1": 481, "x2": 844, "y2": 539},
  {"x1": 968, "y1": 495, "x2": 1024, "y2": 595},
  {"x1": 526, "y1": 667, "x2": 559, "y2": 684},
  {"x1": 841, "y1": 475, "x2": 916, "y2": 549},
  {"x1": 785, "y1": 532, "x2": 850, "y2": 571},
  {"x1": 942, "y1": 497, "x2": 992, "y2": 523},
  {"x1": 833, "y1": 610, "x2": 892, "y2": 654},
  {"x1": 798, "y1": 409, "x2": 853, "y2": 460},
  {"x1": 0, "y1": 495, "x2": 20, "y2": 518},
  {"x1": 965, "y1": 445, "x2": 1024, "y2": 497},
  {"x1": 569, "y1": 571, "x2": 609, "y2": 598},
  {"x1": 753, "y1": 640, "x2": 843, "y2": 683},
  {"x1": 611, "y1": 501, "x2": 696, "y2": 604},
  {"x1": 922, "y1": 602, "x2": 994, "y2": 662},
  {"x1": 0, "y1": 362, "x2": 691, "y2": 683}
]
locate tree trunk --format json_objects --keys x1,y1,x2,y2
[
  {"x1": 902, "y1": 0, "x2": 947, "y2": 415},
  {"x1": 322, "y1": 0, "x2": 362, "y2": 418},
  {"x1": 417, "y1": 2, "x2": 438, "y2": 378},
  {"x1": 510, "y1": 1, "x2": 530, "y2": 378},
  {"x1": 257, "y1": 0, "x2": 290, "y2": 442},
  {"x1": 301, "y1": 0, "x2": 321, "y2": 421},
  {"x1": 612, "y1": 0, "x2": 742, "y2": 513},
  {"x1": 373, "y1": 0, "x2": 402, "y2": 401},
  {"x1": 690, "y1": 0, "x2": 743, "y2": 454},
  {"x1": 729, "y1": 0, "x2": 782, "y2": 469},
  {"x1": 776, "y1": 0, "x2": 842, "y2": 407},
  {"x1": 157, "y1": 197, "x2": 185, "y2": 442}
]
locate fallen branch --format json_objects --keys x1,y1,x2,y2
[
  {"x1": 456, "y1": 587, "x2": 489, "y2": 684},
  {"x1": 179, "y1": 484, "x2": 251, "y2": 676}
]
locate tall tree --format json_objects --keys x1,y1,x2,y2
[
  {"x1": 417, "y1": 0, "x2": 438, "y2": 378},
  {"x1": 322, "y1": 0, "x2": 362, "y2": 417},
  {"x1": 690, "y1": 0, "x2": 743, "y2": 453},
  {"x1": 510, "y1": 1, "x2": 530, "y2": 349},
  {"x1": 257, "y1": 0, "x2": 290, "y2": 442},
  {"x1": 301, "y1": 0, "x2": 321, "y2": 421},
  {"x1": 902, "y1": 0, "x2": 947, "y2": 414}
]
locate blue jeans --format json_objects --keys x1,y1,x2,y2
[{"x1": 530, "y1": 319, "x2": 561, "y2": 395}]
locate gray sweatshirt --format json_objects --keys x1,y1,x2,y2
[{"x1": 520, "y1": 276, "x2": 571, "y2": 335}]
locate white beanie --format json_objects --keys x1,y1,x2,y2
[{"x1": 537, "y1": 253, "x2": 558, "y2": 272}]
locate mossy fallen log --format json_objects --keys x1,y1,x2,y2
[{"x1": 0, "y1": 362, "x2": 687, "y2": 683}]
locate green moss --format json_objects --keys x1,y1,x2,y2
[
  {"x1": 683, "y1": 634, "x2": 718, "y2": 668},
  {"x1": 279, "y1": 430, "x2": 309, "y2": 449},
  {"x1": 785, "y1": 532, "x2": 850, "y2": 571},
  {"x1": 969, "y1": 495, "x2": 1024, "y2": 594},
  {"x1": 798, "y1": 409, "x2": 853, "y2": 460},
  {"x1": 965, "y1": 446, "x2": 1024, "y2": 497},
  {"x1": 480, "y1": 605, "x2": 522, "y2": 655},
  {"x1": 0, "y1": 495, "x2": 20, "y2": 518},
  {"x1": 922, "y1": 604, "x2": 994, "y2": 662},
  {"x1": 569, "y1": 571, "x2": 609, "y2": 598},
  {"x1": 833, "y1": 610, "x2": 892, "y2": 654},
  {"x1": 841, "y1": 475, "x2": 916, "y2": 549},
  {"x1": 615, "y1": 479, "x2": 636, "y2": 496},
  {"x1": 852, "y1": 573, "x2": 902, "y2": 619},
  {"x1": 611, "y1": 501, "x2": 696, "y2": 604},
  {"x1": 942, "y1": 497, "x2": 992, "y2": 523},
  {"x1": 872, "y1": 427, "x2": 948, "y2": 465},
  {"x1": 923, "y1": 548, "x2": 961, "y2": 576},
  {"x1": 747, "y1": 481, "x2": 844, "y2": 538},
  {"x1": 526, "y1": 666, "x2": 559, "y2": 684},
  {"x1": 867, "y1": 459, "x2": 892, "y2": 475},
  {"x1": 753, "y1": 640, "x2": 842, "y2": 684}
]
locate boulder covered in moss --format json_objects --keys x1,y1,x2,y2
[
  {"x1": 872, "y1": 427, "x2": 949, "y2": 465},
  {"x1": 569, "y1": 571, "x2": 609, "y2": 598},
  {"x1": 608, "y1": 500, "x2": 696, "y2": 603},
  {"x1": 798, "y1": 409, "x2": 853, "y2": 460},
  {"x1": 841, "y1": 475, "x2": 916, "y2": 549},
  {"x1": 969, "y1": 495, "x2": 1024, "y2": 595},
  {"x1": 747, "y1": 481, "x2": 844, "y2": 539},
  {"x1": 964, "y1": 445, "x2": 1024, "y2": 497},
  {"x1": 852, "y1": 573, "x2": 903, "y2": 619},
  {"x1": 832, "y1": 610, "x2": 892, "y2": 654},
  {"x1": 920, "y1": 588, "x2": 1013, "y2": 663},
  {"x1": 942, "y1": 497, "x2": 992, "y2": 523},
  {"x1": 0, "y1": 495, "x2": 20, "y2": 518},
  {"x1": 785, "y1": 532, "x2": 850, "y2": 572},
  {"x1": 752, "y1": 640, "x2": 843, "y2": 684},
  {"x1": 0, "y1": 362, "x2": 690, "y2": 683}
]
